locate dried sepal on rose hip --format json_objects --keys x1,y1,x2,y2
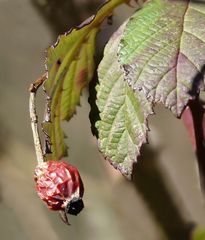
[{"x1": 34, "y1": 160, "x2": 84, "y2": 224}]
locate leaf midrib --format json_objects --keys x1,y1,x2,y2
[{"x1": 175, "y1": 0, "x2": 190, "y2": 115}]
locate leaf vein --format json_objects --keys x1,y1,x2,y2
[
  {"x1": 105, "y1": 103, "x2": 124, "y2": 152},
  {"x1": 189, "y1": 6, "x2": 205, "y2": 16},
  {"x1": 184, "y1": 30, "x2": 205, "y2": 47},
  {"x1": 137, "y1": 39, "x2": 179, "y2": 83}
]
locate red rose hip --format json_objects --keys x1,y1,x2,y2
[{"x1": 34, "y1": 160, "x2": 84, "y2": 224}]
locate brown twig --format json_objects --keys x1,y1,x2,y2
[{"x1": 29, "y1": 74, "x2": 47, "y2": 164}]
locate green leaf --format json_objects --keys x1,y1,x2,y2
[
  {"x1": 119, "y1": 0, "x2": 205, "y2": 117},
  {"x1": 44, "y1": 27, "x2": 98, "y2": 160},
  {"x1": 96, "y1": 23, "x2": 153, "y2": 178},
  {"x1": 43, "y1": 0, "x2": 129, "y2": 160}
]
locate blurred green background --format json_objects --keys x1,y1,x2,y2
[{"x1": 0, "y1": 0, "x2": 205, "y2": 239}]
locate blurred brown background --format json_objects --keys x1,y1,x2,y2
[{"x1": 0, "y1": 0, "x2": 205, "y2": 239}]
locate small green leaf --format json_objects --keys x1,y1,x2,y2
[
  {"x1": 43, "y1": 116, "x2": 68, "y2": 160},
  {"x1": 43, "y1": 0, "x2": 130, "y2": 160},
  {"x1": 119, "y1": 0, "x2": 205, "y2": 117},
  {"x1": 44, "y1": 25, "x2": 99, "y2": 160},
  {"x1": 96, "y1": 24, "x2": 153, "y2": 178}
]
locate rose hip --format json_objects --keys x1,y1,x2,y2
[{"x1": 34, "y1": 160, "x2": 84, "y2": 224}]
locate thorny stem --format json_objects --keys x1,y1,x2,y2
[
  {"x1": 182, "y1": 97, "x2": 205, "y2": 192},
  {"x1": 29, "y1": 74, "x2": 47, "y2": 164}
]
